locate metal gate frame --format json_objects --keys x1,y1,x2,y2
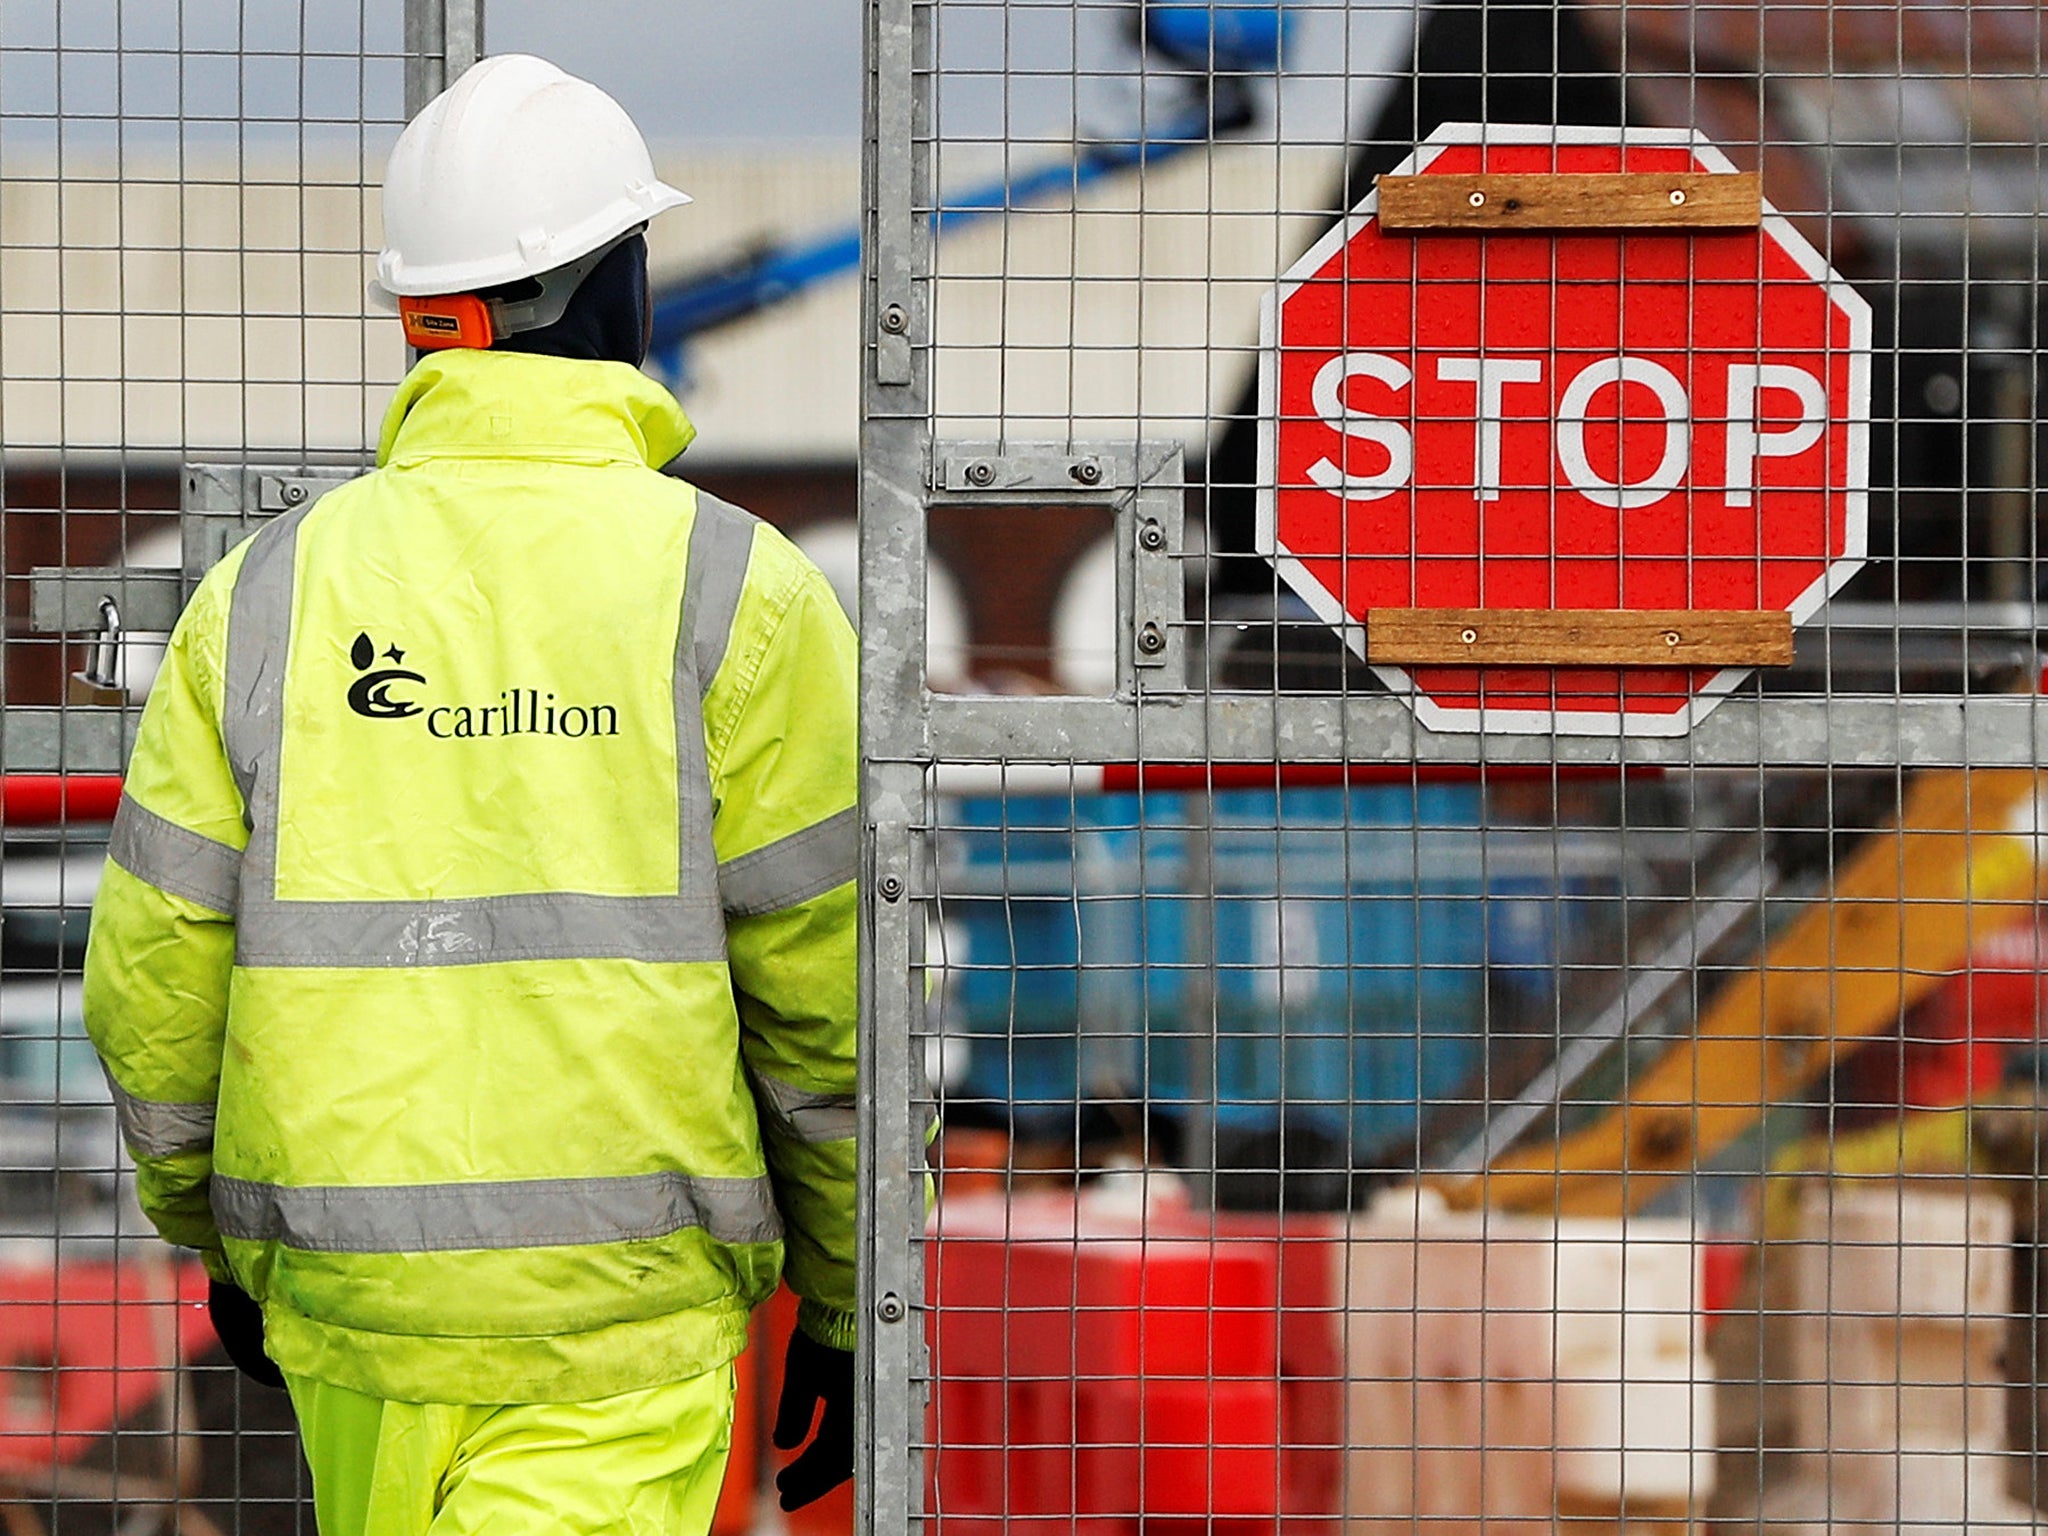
[{"x1": 854, "y1": 2, "x2": 2045, "y2": 1533}]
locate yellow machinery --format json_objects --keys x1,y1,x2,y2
[{"x1": 1452, "y1": 767, "x2": 2046, "y2": 1216}]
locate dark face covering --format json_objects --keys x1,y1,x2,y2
[{"x1": 491, "y1": 233, "x2": 652, "y2": 368}]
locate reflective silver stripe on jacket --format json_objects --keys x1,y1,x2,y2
[
  {"x1": 671, "y1": 492, "x2": 757, "y2": 955},
  {"x1": 102, "y1": 1067, "x2": 216, "y2": 1159},
  {"x1": 687, "y1": 493, "x2": 754, "y2": 699},
  {"x1": 211, "y1": 1170, "x2": 783, "y2": 1252},
  {"x1": 234, "y1": 893, "x2": 726, "y2": 969},
  {"x1": 221, "y1": 497, "x2": 311, "y2": 956},
  {"x1": 221, "y1": 486, "x2": 758, "y2": 968},
  {"x1": 221, "y1": 500, "x2": 317, "y2": 825},
  {"x1": 107, "y1": 794, "x2": 242, "y2": 916},
  {"x1": 751, "y1": 1070, "x2": 858, "y2": 1144},
  {"x1": 720, "y1": 806, "x2": 858, "y2": 919}
]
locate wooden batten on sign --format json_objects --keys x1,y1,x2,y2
[
  {"x1": 1375, "y1": 171, "x2": 1763, "y2": 232},
  {"x1": 1366, "y1": 608, "x2": 1795, "y2": 669}
]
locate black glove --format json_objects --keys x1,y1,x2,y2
[
  {"x1": 772, "y1": 1327, "x2": 854, "y2": 1511},
  {"x1": 208, "y1": 1280, "x2": 285, "y2": 1390}
]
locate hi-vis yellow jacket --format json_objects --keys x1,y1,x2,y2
[{"x1": 84, "y1": 350, "x2": 860, "y2": 1405}]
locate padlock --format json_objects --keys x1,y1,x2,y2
[
  {"x1": 67, "y1": 673, "x2": 127, "y2": 707},
  {"x1": 67, "y1": 596, "x2": 126, "y2": 707}
]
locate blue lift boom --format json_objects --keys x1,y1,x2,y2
[{"x1": 643, "y1": 3, "x2": 1291, "y2": 387}]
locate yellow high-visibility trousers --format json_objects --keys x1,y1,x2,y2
[{"x1": 286, "y1": 1362, "x2": 736, "y2": 1536}]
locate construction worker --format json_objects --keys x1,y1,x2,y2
[{"x1": 83, "y1": 54, "x2": 859, "y2": 1533}]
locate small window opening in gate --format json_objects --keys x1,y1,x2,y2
[{"x1": 928, "y1": 502, "x2": 1117, "y2": 694}]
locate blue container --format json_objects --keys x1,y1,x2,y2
[
  {"x1": 936, "y1": 786, "x2": 1612, "y2": 1157},
  {"x1": 939, "y1": 794, "x2": 1090, "y2": 1123},
  {"x1": 1110, "y1": 788, "x2": 1489, "y2": 1156}
]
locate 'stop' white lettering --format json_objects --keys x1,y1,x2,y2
[{"x1": 1305, "y1": 352, "x2": 1827, "y2": 510}]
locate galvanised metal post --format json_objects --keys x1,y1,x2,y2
[
  {"x1": 857, "y1": 2, "x2": 933, "y2": 1535},
  {"x1": 404, "y1": 0, "x2": 485, "y2": 116}
]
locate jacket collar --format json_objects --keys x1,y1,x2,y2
[{"x1": 376, "y1": 350, "x2": 697, "y2": 470}]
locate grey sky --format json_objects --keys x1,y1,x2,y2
[
  {"x1": 2, "y1": 1, "x2": 1412, "y2": 155},
  {"x1": 2, "y1": 0, "x2": 965, "y2": 149},
  {"x1": 487, "y1": 0, "x2": 864, "y2": 146}
]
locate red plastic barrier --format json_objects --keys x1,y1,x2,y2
[
  {"x1": 927, "y1": 1192, "x2": 1345, "y2": 1536},
  {"x1": 1252, "y1": 1210, "x2": 1348, "y2": 1523},
  {"x1": 1, "y1": 775, "x2": 123, "y2": 826},
  {"x1": 0, "y1": 1258, "x2": 213, "y2": 1473}
]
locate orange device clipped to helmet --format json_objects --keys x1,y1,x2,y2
[{"x1": 398, "y1": 293, "x2": 496, "y2": 350}]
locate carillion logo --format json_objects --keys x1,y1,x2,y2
[
  {"x1": 347, "y1": 632, "x2": 425, "y2": 719},
  {"x1": 346, "y1": 632, "x2": 621, "y2": 740}
]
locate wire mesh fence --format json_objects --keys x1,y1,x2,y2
[
  {"x1": 0, "y1": 4, "x2": 445, "y2": 1530},
  {"x1": 1, "y1": 0, "x2": 2044, "y2": 1532},
  {"x1": 858, "y1": 2, "x2": 2048, "y2": 1534}
]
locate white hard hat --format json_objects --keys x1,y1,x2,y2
[{"x1": 372, "y1": 53, "x2": 690, "y2": 302}]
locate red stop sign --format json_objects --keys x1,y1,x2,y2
[{"x1": 1257, "y1": 125, "x2": 1870, "y2": 736}]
